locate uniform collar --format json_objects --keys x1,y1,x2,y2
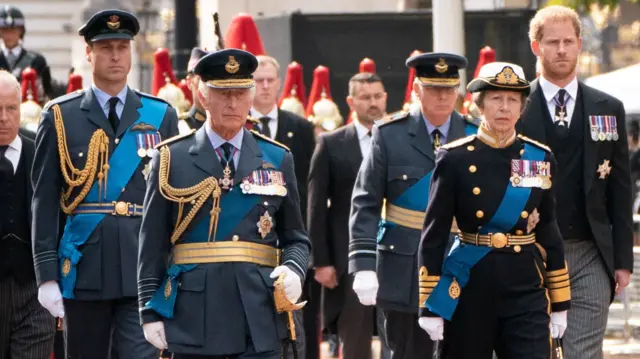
[
  {"x1": 539, "y1": 75, "x2": 578, "y2": 103},
  {"x1": 423, "y1": 113, "x2": 452, "y2": 139},
  {"x1": 188, "y1": 105, "x2": 206, "y2": 122},
  {"x1": 205, "y1": 124, "x2": 244, "y2": 151},
  {"x1": 91, "y1": 84, "x2": 128, "y2": 109},
  {"x1": 477, "y1": 121, "x2": 516, "y2": 148}
]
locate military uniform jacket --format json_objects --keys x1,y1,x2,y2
[
  {"x1": 0, "y1": 48, "x2": 62, "y2": 102},
  {"x1": 31, "y1": 87, "x2": 179, "y2": 300},
  {"x1": 177, "y1": 106, "x2": 206, "y2": 133},
  {"x1": 418, "y1": 133, "x2": 571, "y2": 316},
  {"x1": 137, "y1": 127, "x2": 310, "y2": 356},
  {"x1": 348, "y1": 109, "x2": 474, "y2": 313}
]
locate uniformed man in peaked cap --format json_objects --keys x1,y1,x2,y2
[
  {"x1": 178, "y1": 47, "x2": 208, "y2": 133},
  {"x1": 137, "y1": 48, "x2": 310, "y2": 359},
  {"x1": 31, "y1": 9, "x2": 178, "y2": 358},
  {"x1": 348, "y1": 53, "x2": 480, "y2": 359}
]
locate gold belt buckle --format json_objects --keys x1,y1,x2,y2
[
  {"x1": 490, "y1": 232, "x2": 508, "y2": 248},
  {"x1": 113, "y1": 201, "x2": 130, "y2": 216}
]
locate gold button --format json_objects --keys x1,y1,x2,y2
[
  {"x1": 514, "y1": 245, "x2": 521, "y2": 253},
  {"x1": 521, "y1": 211, "x2": 529, "y2": 219},
  {"x1": 473, "y1": 187, "x2": 480, "y2": 195},
  {"x1": 402, "y1": 174, "x2": 408, "y2": 180},
  {"x1": 520, "y1": 149, "x2": 524, "y2": 155},
  {"x1": 467, "y1": 145, "x2": 474, "y2": 151},
  {"x1": 232, "y1": 235, "x2": 240, "y2": 241},
  {"x1": 115, "y1": 138, "x2": 120, "y2": 144},
  {"x1": 476, "y1": 210, "x2": 484, "y2": 218},
  {"x1": 469, "y1": 165, "x2": 477, "y2": 173},
  {"x1": 516, "y1": 230, "x2": 524, "y2": 235}
]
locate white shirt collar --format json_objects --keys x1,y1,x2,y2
[
  {"x1": 205, "y1": 125, "x2": 244, "y2": 151},
  {"x1": 1, "y1": 42, "x2": 22, "y2": 58},
  {"x1": 7, "y1": 134, "x2": 22, "y2": 152},
  {"x1": 250, "y1": 105, "x2": 279, "y2": 121},
  {"x1": 353, "y1": 118, "x2": 371, "y2": 140},
  {"x1": 540, "y1": 75, "x2": 578, "y2": 103},
  {"x1": 3, "y1": 134, "x2": 22, "y2": 174}
]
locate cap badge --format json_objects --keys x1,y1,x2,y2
[
  {"x1": 107, "y1": 15, "x2": 120, "y2": 30},
  {"x1": 225, "y1": 56, "x2": 240, "y2": 74},
  {"x1": 6, "y1": 16, "x2": 13, "y2": 26},
  {"x1": 495, "y1": 66, "x2": 519, "y2": 85},
  {"x1": 435, "y1": 58, "x2": 448, "y2": 74}
]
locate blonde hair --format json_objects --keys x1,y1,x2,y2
[
  {"x1": 0, "y1": 70, "x2": 21, "y2": 102},
  {"x1": 256, "y1": 55, "x2": 280, "y2": 71},
  {"x1": 528, "y1": 5, "x2": 582, "y2": 42}
]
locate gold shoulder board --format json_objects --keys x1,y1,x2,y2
[
  {"x1": 378, "y1": 111, "x2": 410, "y2": 128},
  {"x1": 517, "y1": 135, "x2": 551, "y2": 152},
  {"x1": 441, "y1": 135, "x2": 477, "y2": 150},
  {"x1": 178, "y1": 112, "x2": 189, "y2": 120},
  {"x1": 250, "y1": 130, "x2": 290, "y2": 151},
  {"x1": 155, "y1": 130, "x2": 196, "y2": 149}
]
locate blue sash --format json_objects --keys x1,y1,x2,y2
[
  {"x1": 58, "y1": 97, "x2": 167, "y2": 298},
  {"x1": 147, "y1": 139, "x2": 286, "y2": 318},
  {"x1": 425, "y1": 143, "x2": 545, "y2": 320},
  {"x1": 464, "y1": 123, "x2": 478, "y2": 136}
]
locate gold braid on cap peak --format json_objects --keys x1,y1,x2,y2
[
  {"x1": 53, "y1": 104, "x2": 110, "y2": 214},
  {"x1": 158, "y1": 146, "x2": 222, "y2": 243}
]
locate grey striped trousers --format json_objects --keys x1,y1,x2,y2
[
  {"x1": 0, "y1": 277, "x2": 56, "y2": 359},
  {"x1": 562, "y1": 240, "x2": 611, "y2": 359}
]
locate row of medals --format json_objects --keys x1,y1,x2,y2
[{"x1": 509, "y1": 160, "x2": 552, "y2": 190}]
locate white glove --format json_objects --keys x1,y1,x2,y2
[
  {"x1": 418, "y1": 317, "x2": 444, "y2": 341},
  {"x1": 352, "y1": 270, "x2": 379, "y2": 306},
  {"x1": 550, "y1": 310, "x2": 568, "y2": 338},
  {"x1": 270, "y1": 266, "x2": 302, "y2": 303},
  {"x1": 38, "y1": 281, "x2": 65, "y2": 318},
  {"x1": 143, "y1": 321, "x2": 168, "y2": 350}
]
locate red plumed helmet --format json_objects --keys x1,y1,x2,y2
[
  {"x1": 403, "y1": 49, "x2": 422, "y2": 112},
  {"x1": 20, "y1": 67, "x2": 42, "y2": 132},
  {"x1": 66, "y1": 70, "x2": 83, "y2": 94},
  {"x1": 278, "y1": 61, "x2": 307, "y2": 117},
  {"x1": 178, "y1": 79, "x2": 192, "y2": 108},
  {"x1": 359, "y1": 57, "x2": 376, "y2": 74},
  {"x1": 463, "y1": 46, "x2": 496, "y2": 116},
  {"x1": 224, "y1": 13, "x2": 266, "y2": 55},
  {"x1": 306, "y1": 65, "x2": 343, "y2": 132},
  {"x1": 20, "y1": 67, "x2": 38, "y2": 104},
  {"x1": 152, "y1": 48, "x2": 189, "y2": 113}
]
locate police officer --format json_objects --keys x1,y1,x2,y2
[
  {"x1": 31, "y1": 9, "x2": 178, "y2": 358},
  {"x1": 417, "y1": 62, "x2": 570, "y2": 359},
  {"x1": 348, "y1": 53, "x2": 478, "y2": 359},
  {"x1": 0, "y1": 5, "x2": 63, "y2": 102},
  {"x1": 137, "y1": 48, "x2": 310, "y2": 359}
]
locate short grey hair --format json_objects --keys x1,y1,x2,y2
[{"x1": 0, "y1": 70, "x2": 22, "y2": 102}]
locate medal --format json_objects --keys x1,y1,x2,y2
[
  {"x1": 610, "y1": 116, "x2": 619, "y2": 141},
  {"x1": 598, "y1": 132, "x2": 606, "y2": 141},
  {"x1": 605, "y1": 117, "x2": 612, "y2": 141},
  {"x1": 590, "y1": 116, "x2": 599, "y2": 141},
  {"x1": 137, "y1": 148, "x2": 147, "y2": 158},
  {"x1": 220, "y1": 165, "x2": 233, "y2": 190},
  {"x1": 257, "y1": 211, "x2": 274, "y2": 239}
]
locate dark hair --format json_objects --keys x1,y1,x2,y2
[
  {"x1": 348, "y1": 72, "x2": 383, "y2": 96},
  {"x1": 628, "y1": 119, "x2": 640, "y2": 143}
]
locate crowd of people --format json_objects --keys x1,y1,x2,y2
[{"x1": 0, "y1": 3, "x2": 634, "y2": 359}]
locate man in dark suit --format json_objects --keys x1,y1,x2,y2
[
  {"x1": 31, "y1": 9, "x2": 178, "y2": 359},
  {"x1": 0, "y1": 6, "x2": 65, "y2": 102},
  {"x1": 520, "y1": 6, "x2": 633, "y2": 359},
  {"x1": 349, "y1": 53, "x2": 480, "y2": 359},
  {"x1": 0, "y1": 70, "x2": 55, "y2": 359},
  {"x1": 308, "y1": 72, "x2": 387, "y2": 359}
]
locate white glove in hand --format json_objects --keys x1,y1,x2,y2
[
  {"x1": 270, "y1": 266, "x2": 302, "y2": 303},
  {"x1": 143, "y1": 321, "x2": 168, "y2": 350},
  {"x1": 38, "y1": 281, "x2": 65, "y2": 318},
  {"x1": 352, "y1": 270, "x2": 379, "y2": 306},
  {"x1": 550, "y1": 310, "x2": 568, "y2": 338},
  {"x1": 418, "y1": 317, "x2": 444, "y2": 341}
]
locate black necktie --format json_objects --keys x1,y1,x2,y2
[
  {"x1": 554, "y1": 89, "x2": 569, "y2": 137},
  {"x1": 0, "y1": 145, "x2": 12, "y2": 177},
  {"x1": 220, "y1": 142, "x2": 236, "y2": 179},
  {"x1": 108, "y1": 97, "x2": 119, "y2": 133},
  {"x1": 259, "y1": 117, "x2": 272, "y2": 138},
  {"x1": 432, "y1": 129, "x2": 442, "y2": 151}
]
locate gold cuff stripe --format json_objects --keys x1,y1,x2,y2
[
  {"x1": 546, "y1": 262, "x2": 569, "y2": 277},
  {"x1": 173, "y1": 241, "x2": 280, "y2": 267},
  {"x1": 386, "y1": 203, "x2": 458, "y2": 232},
  {"x1": 547, "y1": 281, "x2": 570, "y2": 289},
  {"x1": 419, "y1": 288, "x2": 433, "y2": 294},
  {"x1": 419, "y1": 283, "x2": 438, "y2": 289},
  {"x1": 419, "y1": 276, "x2": 441, "y2": 282},
  {"x1": 549, "y1": 287, "x2": 571, "y2": 303},
  {"x1": 547, "y1": 273, "x2": 569, "y2": 283}
]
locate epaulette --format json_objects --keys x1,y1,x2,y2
[
  {"x1": 464, "y1": 114, "x2": 482, "y2": 127},
  {"x1": 517, "y1": 135, "x2": 551, "y2": 152},
  {"x1": 378, "y1": 111, "x2": 410, "y2": 128},
  {"x1": 441, "y1": 135, "x2": 476, "y2": 150},
  {"x1": 133, "y1": 89, "x2": 171, "y2": 106},
  {"x1": 42, "y1": 89, "x2": 85, "y2": 111},
  {"x1": 154, "y1": 130, "x2": 196, "y2": 149},
  {"x1": 250, "y1": 130, "x2": 290, "y2": 151}
]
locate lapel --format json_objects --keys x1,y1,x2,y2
[
  {"x1": 343, "y1": 124, "x2": 363, "y2": 168},
  {"x1": 80, "y1": 88, "x2": 115, "y2": 137},
  {"x1": 189, "y1": 127, "x2": 223, "y2": 177},
  {"x1": 275, "y1": 110, "x2": 293, "y2": 147},
  {"x1": 448, "y1": 111, "x2": 466, "y2": 141},
  {"x1": 233, "y1": 129, "x2": 263, "y2": 185},
  {"x1": 409, "y1": 109, "x2": 435, "y2": 161},
  {"x1": 581, "y1": 82, "x2": 607, "y2": 194},
  {"x1": 116, "y1": 88, "x2": 142, "y2": 138},
  {"x1": 0, "y1": 52, "x2": 8, "y2": 70},
  {"x1": 520, "y1": 79, "x2": 548, "y2": 143},
  {"x1": 19, "y1": 134, "x2": 34, "y2": 219}
]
